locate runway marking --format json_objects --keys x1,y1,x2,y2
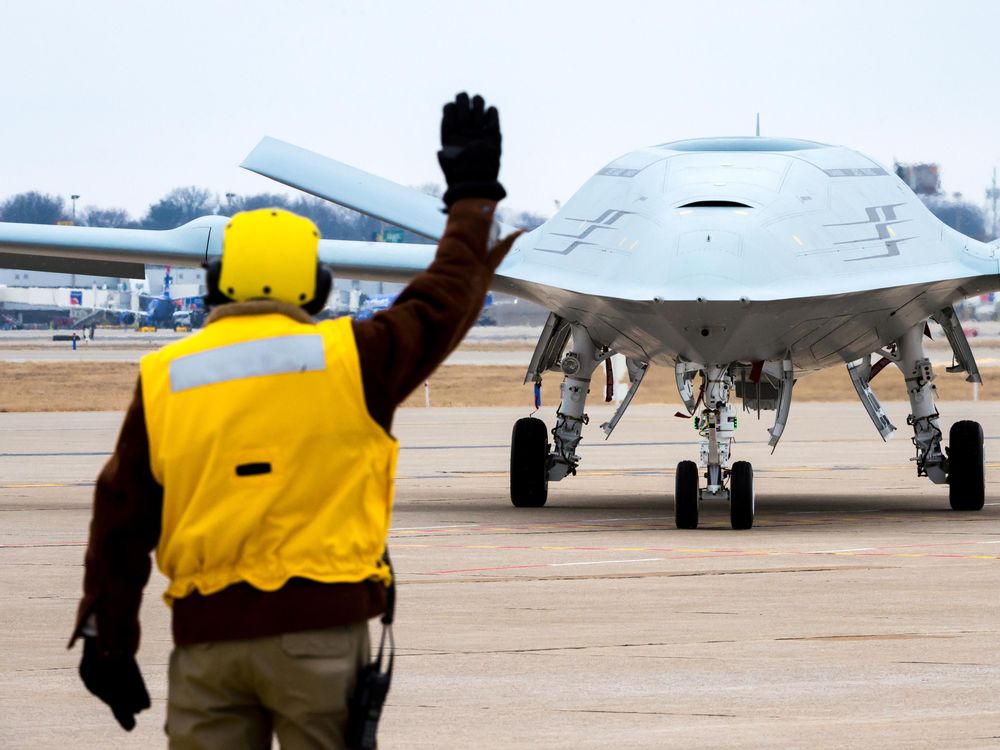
[
  {"x1": 787, "y1": 509, "x2": 881, "y2": 515},
  {"x1": 549, "y1": 557, "x2": 663, "y2": 567},
  {"x1": 393, "y1": 520, "x2": 680, "y2": 536},
  {"x1": 395, "y1": 539, "x2": 1000, "y2": 570},
  {"x1": 391, "y1": 510, "x2": 997, "y2": 537},
  {"x1": 815, "y1": 547, "x2": 876, "y2": 553}
]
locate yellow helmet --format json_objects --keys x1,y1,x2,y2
[{"x1": 218, "y1": 208, "x2": 321, "y2": 306}]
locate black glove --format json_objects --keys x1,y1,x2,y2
[
  {"x1": 437, "y1": 92, "x2": 506, "y2": 208},
  {"x1": 78, "y1": 636, "x2": 151, "y2": 731}
]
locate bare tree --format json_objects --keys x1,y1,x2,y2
[
  {"x1": 142, "y1": 186, "x2": 214, "y2": 229},
  {"x1": 218, "y1": 193, "x2": 294, "y2": 216},
  {"x1": 84, "y1": 207, "x2": 137, "y2": 228},
  {"x1": 0, "y1": 191, "x2": 65, "y2": 224}
]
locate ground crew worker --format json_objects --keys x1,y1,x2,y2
[{"x1": 70, "y1": 92, "x2": 516, "y2": 748}]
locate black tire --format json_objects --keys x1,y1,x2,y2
[
  {"x1": 948, "y1": 420, "x2": 985, "y2": 511},
  {"x1": 730, "y1": 461, "x2": 755, "y2": 530},
  {"x1": 510, "y1": 417, "x2": 549, "y2": 508},
  {"x1": 675, "y1": 460, "x2": 699, "y2": 529}
]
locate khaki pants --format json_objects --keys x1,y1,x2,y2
[{"x1": 166, "y1": 623, "x2": 370, "y2": 749}]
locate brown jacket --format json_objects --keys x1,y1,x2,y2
[{"x1": 74, "y1": 198, "x2": 517, "y2": 654}]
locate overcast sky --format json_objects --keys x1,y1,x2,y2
[{"x1": 2, "y1": 1, "x2": 998, "y2": 221}]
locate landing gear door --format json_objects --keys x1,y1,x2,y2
[
  {"x1": 600, "y1": 360, "x2": 648, "y2": 438},
  {"x1": 524, "y1": 312, "x2": 571, "y2": 384},
  {"x1": 931, "y1": 306, "x2": 982, "y2": 384},
  {"x1": 846, "y1": 356, "x2": 896, "y2": 442}
]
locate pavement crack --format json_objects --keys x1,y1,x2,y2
[
  {"x1": 774, "y1": 633, "x2": 959, "y2": 642},
  {"x1": 401, "y1": 565, "x2": 877, "y2": 584},
  {"x1": 895, "y1": 660, "x2": 993, "y2": 666},
  {"x1": 401, "y1": 641, "x2": 719, "y2": 657},
  {"x1": 558, "y1": 709, "x2": 738, "y2": 718}
]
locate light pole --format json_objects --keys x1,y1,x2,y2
[
  {"x1": 70, "y1": 194, "x2": 80, "y2": 224},
  {"x1": 987, "y1": 167, "x2": 999, "y2": 240},
  {"x1": 225, "y1": 192, "x2": 236, "y2": 214}
]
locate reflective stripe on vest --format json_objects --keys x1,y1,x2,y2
[
  {"x1": 140, "y1": 313, "x2": 397, "y2": 605},
  {"x1": 169, "y1": 334, "x2": 326, "y2": 392}
]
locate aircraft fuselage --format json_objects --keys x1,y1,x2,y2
[{"x1": 496, "y1": 137, "x2": 999, "y2": 371}]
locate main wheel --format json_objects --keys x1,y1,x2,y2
[
  {"x1": 730, "y1": 461, "x2": 755, "y2": 530},
  {"x1": 948, "y1": 420, "x2": 985, "y2": 511},
  {"x1": 510, "y1": 417, "x2": 549, "y2": 508},
  {"x1": 675, "y1": 460, "x2": 699, "y2": 529}
]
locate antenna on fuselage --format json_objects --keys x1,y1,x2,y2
[{"x1": 755, "y1": 113, "x2": 760, "y2": 137}]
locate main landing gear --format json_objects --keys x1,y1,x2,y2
[
  {"x1": 850, "y1": 318, "x2": 986, "y2": 512},
  {"x1": 897, "y1": 323, "x2": 985, "y2": 511},
  {"x1": 510, "y1": 323, "x2": 605, "y2": 509}
]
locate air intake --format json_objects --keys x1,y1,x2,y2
[{"x1": 678, "y1": 200, "x2": 753, "y2": 208}]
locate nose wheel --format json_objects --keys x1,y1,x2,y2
[{"x1": 673, "y1": 460, "x2": 755, "y2": 530}]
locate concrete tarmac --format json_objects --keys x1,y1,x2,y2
[{"x1": 1, "y1": 402, "x2": 999, "y2": 749}]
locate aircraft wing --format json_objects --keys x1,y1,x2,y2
[
  {"x1": 318, "y1": 240, "x2": 435, "y2": 284},
  {"x1": 242, "y1": 137, "x2": 448, "y2": 240},
  {"x1": 0, "y1": 137, "x2": 523, "y2": 290},
  {"x1": 241, "y1": 137, "x2": 519, "y2": 240},
  {"x1": 0, "y1": 213, "x2": 440, "y2": 285},
  {"x1": 0, "y1": 216, "x2": 228, "y2": 278}
]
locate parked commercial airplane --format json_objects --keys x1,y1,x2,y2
[{"x1": 0, "y1": 135, "x2": 995, "y2": 529}]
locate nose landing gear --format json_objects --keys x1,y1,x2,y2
[{"x1": 674, "y1": 365, "x2": 755, "y2": 530}]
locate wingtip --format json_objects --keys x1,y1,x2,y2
[{"x1": 240, "y1": 135, "x2": 286, "y2": 171}]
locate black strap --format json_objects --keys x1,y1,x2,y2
[
  {"x1": 381, "y1": 549, "x2": 395, "y2": 627},
  {"x1": 372, "y1": 548, "x2": 395, "y2": 676}
]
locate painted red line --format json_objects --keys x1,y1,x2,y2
[
  {"x1": 663, "y1": 553, "x2": 765, "y2": 560},
  {"x1": 926, "y1": 554, "x2": 969, "y2": 558}
]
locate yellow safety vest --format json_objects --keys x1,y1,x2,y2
[{"x1": 140, "y1": 313, "x2": 397, "y2": 605}]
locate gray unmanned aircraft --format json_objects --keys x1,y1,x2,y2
[{"x1": 0, "y1": 134, "x2": 996, "y2": 529}]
